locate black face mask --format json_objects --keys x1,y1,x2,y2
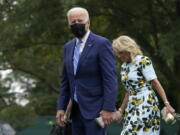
[{"x1": 70, "y1": 23, "x2": 86, "y2": 38}]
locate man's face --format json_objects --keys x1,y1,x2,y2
[{"x1": 68, "y1": 11, "x2": 90, "y2": 30}]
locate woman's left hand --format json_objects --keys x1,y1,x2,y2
[
  {"x1": 112, "y1": 111, "x2": 122, "y2": 122},
  {"x1": 165, "y1": 104, "x2": 176, "y2": 116}
]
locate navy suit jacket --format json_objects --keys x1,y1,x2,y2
[{"x1": 57, "y1": 32, "x2": 117, "y2": 119}]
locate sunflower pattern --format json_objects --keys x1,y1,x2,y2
[{"x1": 120, "y1": 55, "x2": 160, "y2": 135}]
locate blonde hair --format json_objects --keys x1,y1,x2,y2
[
  {"x1": 112, "y1": 35, "x2": 143, "y2": 61},
  {"x1": 67, "y1": 7, "x2": 89, "y2": 24}
]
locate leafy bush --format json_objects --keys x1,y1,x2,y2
[{"x1": 0, "y1": 104, "x2": 37, "y2": 130}]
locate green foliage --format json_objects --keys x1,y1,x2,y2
[
  {"x1": 0, "y1": 104, "x2": 37, "y2": 130},
  {"x1": 158, "y1": 20, "x2": 180, "y2": 69},
  {"x1": 0, "y1": 0, "x2": 68, "y2": 116},
  {"x1": 28, "y1": 92, "x2": 58, "y2": 116}
]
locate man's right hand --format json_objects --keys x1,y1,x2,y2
[{"x1": 56, "y1": 110, "x2": 65, "y2": 127}]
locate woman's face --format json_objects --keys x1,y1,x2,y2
[{"x1": 118, "y1": 51, "x2": 131, "y2": 62}]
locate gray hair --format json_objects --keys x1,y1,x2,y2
[{"x1": 67, "y1": 7, "x2": 89, "y2": 24}]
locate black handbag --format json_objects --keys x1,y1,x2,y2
[{"x1": 49, "y1": 121, "x2": 72, "y2": 135}]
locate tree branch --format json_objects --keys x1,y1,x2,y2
[
  {"x1": 0, "y1": 95, "x2": 7, "y2": 105},
  {"x1": 146, "y1": 0, "x2": 159, "y2": 49},
  {"x1": 8, "y1": 41, "x2": 65, "y2": 51},
  {"x1": 0, "y1": 67, "x2": 11, "y2": 70},
  {"x1": 176, "y1": 0, "x2": 180, "y2": 17},
  {"x1": 8, "y1": 62, "x2": 59, "y2": 93}
]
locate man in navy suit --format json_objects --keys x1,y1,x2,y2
[{"x1": 56, "y1": 7, "x2": 117, "y2": 135}]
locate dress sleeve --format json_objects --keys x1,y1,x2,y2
[{"x1": 139, "y1": 56, "x2": 157, "y2": 81}]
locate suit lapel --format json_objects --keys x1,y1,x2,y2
[{"x1": 76, "y1": 33, "x2": 94, "y2": 74}]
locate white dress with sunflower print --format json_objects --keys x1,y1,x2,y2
[{"x1": 120, "y1": 55, "x2": 160, "y2": 135}]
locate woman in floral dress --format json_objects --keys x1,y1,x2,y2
[{"x1": 112, "y1": 35, "x2": 175, "y2": 135}]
